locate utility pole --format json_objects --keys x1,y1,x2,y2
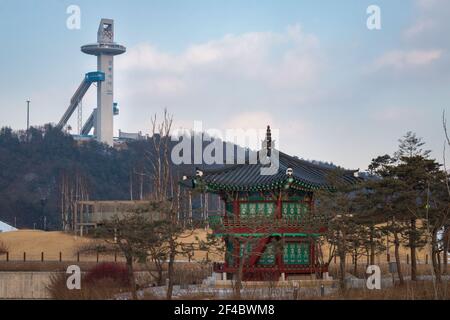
[{"x1": 26, "y1": 100, "x2": 30, "y2": 141}]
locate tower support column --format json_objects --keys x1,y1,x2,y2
[{"x1": 96, "y1": 54, "x2": 114, "y2": 146}]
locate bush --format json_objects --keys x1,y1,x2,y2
[
  {"x1": 171, "y1": 264, "x2": 211, "y2": 286},
  {"x1": 85, "y1": 262, "x2": 129, "y2": 287},
  {"x1": 47, "y1": 264, "x2": 130, "y2": 300},
  {"x1": 47, "y1": 272, "x2": 126, "y2": 300}
]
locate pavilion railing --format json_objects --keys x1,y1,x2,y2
[{"x1": 208, "y1": 214, "x2": 328, "y2": 233}]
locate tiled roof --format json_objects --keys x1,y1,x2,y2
[{"x1": 181, "y1": 150, "x2": 360, "y2": 192}]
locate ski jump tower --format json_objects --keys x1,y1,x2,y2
[{"x1": 57, "y1": 19, "x2": 126, "y2": 146}]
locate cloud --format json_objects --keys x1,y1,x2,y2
[
  {"x1": 224, "y1": 111, "x2": 275, "y2": 131},
  {"x1": 404, "y1": 18, "x2": 436, "y2": 39},
  {"x1": 116, "y1": 24, "x2": 323, "y2": 99},
  {"x1": 114, "y1": 24, "x2": 324, "y2": 145},
  {"x1": 374, "y1": 49, "x2": 442, "y2": 70},
  {"x1": 404, "y1": 0, "x2": 450, "y2": 43}
]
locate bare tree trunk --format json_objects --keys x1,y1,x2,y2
[
  {"x1": 410, "y1": 219, "x2": 417, "y2": 281},
  {"x1": 139, "y1": 171, "x2": 144, "y2": 200},
  {"x1": 394, "y1": 230, "x2": 404, "y2": 285},
  {"x1": 126, "y1": 255, "x2": 137, "y2": 300},
  {"x1": 235, "y1": 246, "x2": 245, "y2": 299},
  {"x1": 431, "y1": 228, "x2": 442, "y2": 283},
  {"x1": 188, "y1": 191, "x2": 193, "y2": 228},
  {"x1": 129, "y1": 169, "x2": 133, "y2": 200},
  {"x1": 370, "y1": 225, "x2": 375, "y2": 265},
  {"x1": 338, "y1": 231, "x2": 346, "y2": 291},
  {"x1": 443, "y1": 226, "x2": 449, "y2": 275},
  {"x1": 166, "y1": 238, "x2": 176, "y2": 300}
]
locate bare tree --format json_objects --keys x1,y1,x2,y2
[
  {"x1": 60, "y1": 169, "x2": 89, "y2": 231},
  {"x1": 95, "y1": 211, "x2": 159, "y2": 300}
]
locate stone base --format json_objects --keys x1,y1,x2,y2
[{"x1": 210, "y1": 279, "x2": 337, "y2": 289}]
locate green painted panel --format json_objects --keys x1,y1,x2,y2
[
  {"x1": 240, "y1": 202, "x2": 275, "y2": 218},
  {"x1": 239, "y1": 242, "x2": 252, "y2": 258},
  {"x1": 283, "y1": 242, "x2": 310, "y2": 265},
  {"x1": 282, "y1": 202, "x2": 309, "y2": 221},
  {"x1": 226, "y1": 240, "x2": 234, "y2": 266},
  {"x1": 225, "y1": 201, "x2": 234, "y2": 214},
  {"x1": 258, "y1": 243, "x2": 275, "y2": 265},
  {"x1": 209, "y1": 215, "x2": 222, "y2": 228}
]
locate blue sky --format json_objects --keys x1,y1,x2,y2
[{"x1": 0, "y1": 0, "x2": 449, "y2": 170}]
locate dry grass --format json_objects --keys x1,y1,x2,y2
[
  {"x1": 323, "y1": 281, "x2": 450, "y2": 300},
  {"x1": 171, "y1": 264, "x2": 212, "y2": 286},
  {"x1": 0, "y1": 240, "x2": 8, "y2": 255},
  {"x1": 47, "y1": 272, "x2": 128, "y2": 300},
  {"x1": 0, "y1": 229, "x2": 437, "y2": 272},
  {"x1": 328, "y1": 262, "x2": 439, "y2": 279},
  {"x1": 0, "y1": 230, "x2": 93, "y2": 261},
  {"x1": 161, "y1": 280, "x2": 450, "y2": 300},
  {"x1": 0, "y1": 229, "x2": 222, "y2": 262}
]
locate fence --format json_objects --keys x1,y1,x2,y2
[
  {"x1": 329, "y1": 251, "x2": 446, "y2": 266},
  {"x1": 0, "y1": 251, "x2": 126, "y2": 263}
]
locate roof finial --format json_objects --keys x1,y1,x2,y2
[{"x1": 266, "y1": 125, "x2": 272, "y2": 157}]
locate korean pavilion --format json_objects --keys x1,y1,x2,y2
[{"x1": 182, "y1": 126, "x2": 359, "y2": 281}]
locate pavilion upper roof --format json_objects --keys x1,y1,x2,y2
[{"x1": 181, "y1": 150, "x2": 360, "y2": 192}]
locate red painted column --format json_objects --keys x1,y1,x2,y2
[
  {"x1": 233, "y1": 198, "x2": 240, "y2": 220},
  {"x1": 277, "y1": 238, "x2": 284, "y2": 274},
  {"x1": 277, "y1": 192, "x2": 282, "y2": 219},
  {"x1": 310, "y1": 238, "x2": 315, "y2": 275}
]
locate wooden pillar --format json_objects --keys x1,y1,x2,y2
[
  {"x1": 233, "y1": 196, "x2": 240, "y2": 220},
  {"x1": 277, "y1": 237, "x2": 284, "y2": 274},
  {"x1": 276, "y1": 191, "x2": 282, "y2": 219},
  {"x1": 234, "y1": 238, "x2": 240, "y2": 269},
  {"x1": 310, "y1": 239, "x2": 315, "y2": 275}
]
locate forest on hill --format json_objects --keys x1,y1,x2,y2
[
  {"x1": 0, "y1": 123, "x2": 254, "y2": 229},
  {"x1": 0, "y1": 125, "x2": 153, "y2": 229}
]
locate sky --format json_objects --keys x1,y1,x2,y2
[{"x1": 0, "y1": 0, "x2": 449, "y2": 170}]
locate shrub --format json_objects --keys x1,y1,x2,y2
[
  {"x1": 47, "y1": 272, "x2": 125, "y2": 300},
  {"x1": 171, "y1": 264, "x2": 211, "y2": 285},
  {"x1": 85, "y1": 262, "x2": 129, "y2": 287}
]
